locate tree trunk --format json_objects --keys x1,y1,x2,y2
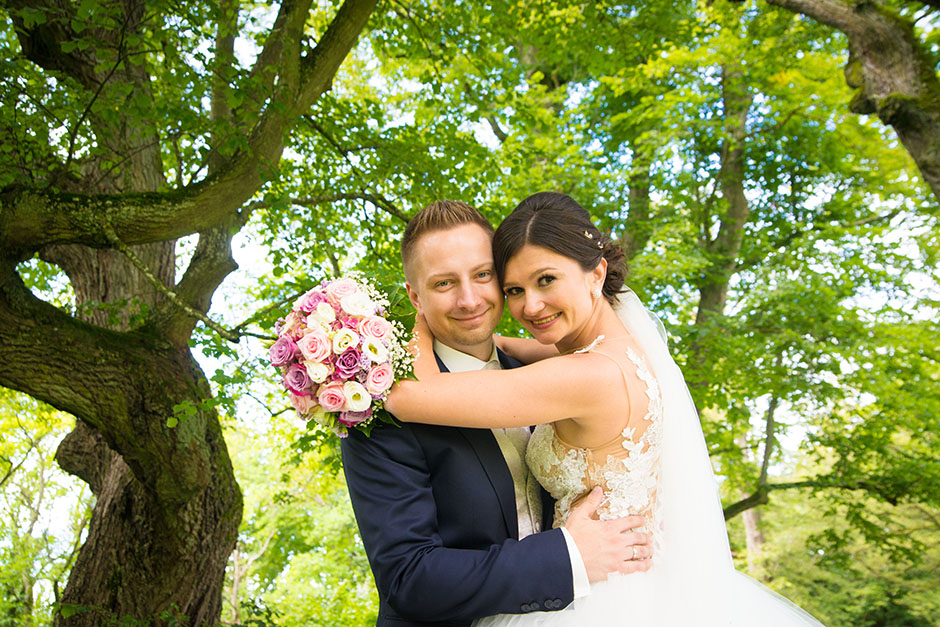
[
  {"x1": 742, "y1": 504, "x2": 767, "y2": 578},
  {"x1": 621, "y1": 142, "x2": 654, "y2": 275},
  {"x1": 688, "y1": 62, "x2": 753, "y2": 378},
  {"x1": 0, "y1": 0, "x2": 377, "y2": 622}
]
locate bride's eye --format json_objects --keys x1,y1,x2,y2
[
  {"x1": 504, "y1": 286, "x2": 522, "y2": 297},
  {"x1": 537, "y1": 274, "x2": 556, "y2": 287}
]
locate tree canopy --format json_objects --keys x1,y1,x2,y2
[{"x1": 0, "y1": 0, "x2": 937, "y2": 624}]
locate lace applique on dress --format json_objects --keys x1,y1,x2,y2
[{"x1": 525, "y1": 342, "x2": 664, "y2": 537}]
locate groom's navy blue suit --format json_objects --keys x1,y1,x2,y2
[{"x1": 341, "y1": 349, "x2": 574, "y2": 626}]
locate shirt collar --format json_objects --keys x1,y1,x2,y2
[{"x1": 433, "y1": 339, "x2": 500, "y2": 373}]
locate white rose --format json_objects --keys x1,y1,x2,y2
[
  {"x1": 305, "y1": 313, "x2": 329, "y2": 332},
  {"x1": 340, "y1": 291, "x2": 376, "y2": 317},
  {"x1": 361, "y1": 336, "x2": 389, "y2": 364},
  {"x1": 332, "y1": 327, "x2": 360, "y2": 353},
  {"x1": 304, "y1": 360, "x2": 330, "y2": 383},
  {"x1": 343, "y1": 381, "x2": 371, "y2": 412},
  {"x1": 315, "y1": 301, "x2": 336, "y2": 323}
]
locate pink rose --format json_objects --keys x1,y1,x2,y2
[
  {"x1": 365, "y1": 363, "x2": 394, "y2": 395},
  {"x1": 284, "y1": 363, "x2": 313, "y2": 394},
  {"x1": 290, "y1": 392, "x2": 319, "y2": 417},
  {"x1": 338, "y1": 409, "x2": 371, "y2": 427},
  {"x1": 269, "y1": 335, "x2": 298, "y2": 367},
  {"x1": 296, "y1": 288, "x2": 328, "y2": 313},
  {"x1": 317, "y1": 381, "x2": 346, "y2": 412},
  {"x1": 297, "y1": 328, "x2": 331, "y2": 362},
  {"x1": 359, "y1": 316, "x2": 392, "y2": 342},
  {"x1": 325, "y1": 278, "x2": 358, "y2": 304}
]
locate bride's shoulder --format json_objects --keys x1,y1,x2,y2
[{"x1": 546, "y1": 348, "x2": 626, "y2": 390}]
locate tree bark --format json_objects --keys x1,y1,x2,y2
[
  {"x1": 0, "y1": 0, "x2": 378, "y2": 623},
  {"x1": 763, "y1": 0, "x2": 940, "y2": 203}
]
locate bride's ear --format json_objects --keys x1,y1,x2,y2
[{"x1": 592, "y1": 258, "x2": 608, "y2": 293}]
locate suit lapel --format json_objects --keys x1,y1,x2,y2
[
  {"x1": 459, "y1": 427, "x2": 518, "y2": 539},
  {"x1": 436, "y1": 351, "x2": 519, "y2": 540}
]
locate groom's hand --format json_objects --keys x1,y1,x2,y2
[{"x1": 564, "y1": 486, "x2": 653, "y2": 583}]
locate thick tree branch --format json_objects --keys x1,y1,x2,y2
[
  {"x1": 764, "y1": 0, "x2": 940, "y2": 201},
  {"x1": 100, "y1": 219, "x2": 239, "y2": 343},
  {"x1": 0, "y1": 273, "x2": 211, "y2": 504},
  {"x1": 0, "y1": 0, "x2": 379, "y2": 261},
  {"x1": 723, "y1": 476, "x2": 908, "y2": 519}
]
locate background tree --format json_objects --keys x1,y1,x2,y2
[
  {"x1": 1, "y1": 0, "x2": 937, "y2": 624},
  {"x1": 0, "y1": 0, "x2": 377, "y2": 623}
]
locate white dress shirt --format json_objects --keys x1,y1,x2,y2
[{"x1": 433, "y1": 340, "x2": 591, "y2": 599}]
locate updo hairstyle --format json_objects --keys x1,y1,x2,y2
[{"x1": 493, "y1": 192, "x2": 626, "y2": 303}]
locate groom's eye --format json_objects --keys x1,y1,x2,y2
[{"x1": 477, "y1": 270, "x2": 492, "y2": 280}]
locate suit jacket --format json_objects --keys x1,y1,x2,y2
[{"x1": 340, "y1": 348, "x2": 574, "y2": 626}]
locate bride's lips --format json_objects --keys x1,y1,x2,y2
[{"x1": 528, "y1": 312, "x2": 561, "y2": 329}]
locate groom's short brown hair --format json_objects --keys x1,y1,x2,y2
[{"x1": 401, "y1": 200, "x2": 495, "y2": 281}]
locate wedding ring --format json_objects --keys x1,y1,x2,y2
[{"x1": 631, "y1": 546, "x2": 637, "y2": 560}]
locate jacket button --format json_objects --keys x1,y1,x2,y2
[
  {"x1": 530, "y1": 601, "x2": 541, "y2": 611},
  {"x1": 520, "y1": 603, "x2": 531, "y2": 612}
]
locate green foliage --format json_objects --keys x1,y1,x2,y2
[
  {"x1": 0, "y1": 390, "x2": 91, "y2": 625},
  {"x1": 222, "y1": 424, "x2": 377, "y2": 626},
  {"x1": 2, "y1": 0, "x2": 938, "y2": 621}
]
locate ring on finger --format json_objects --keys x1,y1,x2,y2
[{"x1": 631, "y1": 546, "x2": 638, "y2": 560}]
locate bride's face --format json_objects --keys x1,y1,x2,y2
[{"x1": 501, "y1": 244, "x2": 605, "y2": 348}]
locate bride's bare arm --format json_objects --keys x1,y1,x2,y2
[
  {"x1": 388, "y1": 318, "x2": 621, "y2": 429},
  {"x1": 494, "y1": 335, "x2": 559, "y2": 364}
]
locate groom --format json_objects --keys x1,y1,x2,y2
[{"x1": 340, "y1": 200, "x2": 651, "y2": 626}]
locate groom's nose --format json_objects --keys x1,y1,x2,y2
[{"x1": 455, "y1": 281, "x2": 482, "y2": 309}]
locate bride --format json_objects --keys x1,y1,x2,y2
[{"x1": 386, "y1": 192, "x2": 825, "y2": 626}]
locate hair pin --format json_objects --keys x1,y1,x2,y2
[{"x1": 583, "y1": 230, "x2": 593, "y2": 240}]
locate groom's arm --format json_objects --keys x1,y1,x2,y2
[{"x1": 341, "y1": 424, "x2": 574, "y2": 623}]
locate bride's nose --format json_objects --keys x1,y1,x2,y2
[{"x1": 522, "y1": 292, "x2": 544, "y2": 317}]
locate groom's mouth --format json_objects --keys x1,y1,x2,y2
[
  {"x1": 452, "y1": 310, "x2": 490, "y2": 327},
  {"x1": 529, "y1": 312, "x2": 561, "y2": 329}
]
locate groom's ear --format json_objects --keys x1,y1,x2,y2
[{"x1": 405, "y1": 282, "x2": 422, "y2": 313}]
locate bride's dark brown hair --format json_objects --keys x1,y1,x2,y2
[{"x1": 493, "y1": 192, "x2": 626, "y2": 303}]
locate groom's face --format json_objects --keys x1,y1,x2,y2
[{"x1": 405, "y1": 223, "x2": 503, "y2": 360}]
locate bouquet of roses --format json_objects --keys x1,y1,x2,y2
[{"x1": 268, "y1": 274, "x2": 413, "y2": 437}]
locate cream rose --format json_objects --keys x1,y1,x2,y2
[
  {"x1": 303, "y1": 360, "x2": 330, "y2": 383},
  {"x1": 332, "y1": 327, "x2": 360, "y2": 353},
  {"x1": 343, "y1": 381, "x2": 371, "y2": 412},
  {"x1": 340, "y1": 291, "x2": 376, "y2": 317},
  {"x1": 313, "y1": 301, "x2": 336, "y2": 324},
  {"x1": 361, "y1": 336, "x2": 389, "y2": 364}
]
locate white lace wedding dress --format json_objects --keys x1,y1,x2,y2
[{"x1": 474, "y1": 292, "x2": 826, "y2": 627}]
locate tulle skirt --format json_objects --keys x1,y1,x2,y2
[{"x1": 473, "y1": 565, "x2": 825, "y2": 627}]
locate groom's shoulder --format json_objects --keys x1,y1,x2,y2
[{"x1": 496, "y1": 347, "x2": 525, "y2": 370}]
